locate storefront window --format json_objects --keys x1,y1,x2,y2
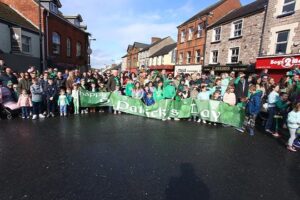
[{"x1": 276, "y1": 30, "x2": 289, "y2": 54}]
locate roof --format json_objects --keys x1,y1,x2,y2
[
  {"x1": 64, "y1": 14, "x2": 83, "y2": 22},
  {"x1": 0, "y1": 2, "x2": 39, "y2": 32},
  {"x1": 121, "y1": 54, "x2": 128, "y2": 58},
  {"x1": 39, "y1": 0, "x2": 62, "y2": 8},
  {"x1": 127, "y1": 45, "x2": 133, "y2": 52},
  {"x1": 178, "y1": 0, "x2": 226, "y2": 28},
  {"x1": 151, "y1": 43, "x2": 177, "y2": 58},
  {"x1": 132, "y1": 42, "x2": 149, "y2": 49},
  {"x1": 209, "y1": 0, "x2": 268, "y2": 28},
  {"x1": 139, "y1": 37, "x2": 171, "y2": 53}
]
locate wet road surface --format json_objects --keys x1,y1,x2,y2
[{"x1": 0, "y1": 114, "x2": 299, "y2": 200}]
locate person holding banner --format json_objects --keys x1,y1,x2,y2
[{"x1": 153, "y1": 81, "x2": 164, "y2": 102}]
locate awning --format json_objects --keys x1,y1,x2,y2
[
  {"x1": 149, "y1": 65, "x2": 174, "y2": 70},
  {"x1": 256, "y1": 54, "x2": 300, "y2": 70}
]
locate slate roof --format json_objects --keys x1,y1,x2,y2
[
  {"x1": 209, "y1": 0, "x2": 268, "y2": 28},
  {"x1": 139, "y1": 37, "x2": 169, "y2": 53},
  {"x1": 150, "y1": 43, "x2": 177, "y2": 58},
  {"x1": 178, "y1": 0, "x2": 227, "y2": 28},
  {"x1": 0, "y1": 2, "x2": 38, "y2": 32},
  {"x1": 133, "y1": 42, "x2": 149, "y2": 49}
]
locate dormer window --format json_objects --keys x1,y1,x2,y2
[
  {"x1": 74, "y1": 20, "x2": 80, "y2": 27},
  {"x1": 50, "y1": 2, "x2": 58, "y2": 14}
]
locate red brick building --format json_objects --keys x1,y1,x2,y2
[
  {"x1": 126, "y1": 42, "x2": 149, "y2": 73},
  {"x1": 0, "y1": 0, "x2": 90, "y2": 71},
  {"x1": 176, "y1": 0, "x2": 241, "y2": 73}
]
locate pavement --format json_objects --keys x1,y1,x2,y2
[{"x1": 0, "y1": 113, "x2": 299, "y2": 200}]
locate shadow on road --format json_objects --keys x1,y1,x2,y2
[{"x1": 165, "y1": 163, "x2": 210, "y2": 200}]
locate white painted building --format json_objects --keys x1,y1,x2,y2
[{"x1": 0, "y1": 2, "x2": 40, "y2": 71}]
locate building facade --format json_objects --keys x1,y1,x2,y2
[
  {"x1": 257, "y1": 0, "x2": 300, "y2": 80},
  {"x1": 204, "y1": 0, "x2": 268, "y2": 73},
  {"x1": 138, "y1": 37, "x2": 175, "y2": 69},
  {"x1": 149, "y1": 43, "x2": 177, "y2": 73},
  {"x1": 0, "y1": 0, "x2": 91, "y2": 71},
  {"x1": 0, "y1": 2, "x2": 40, "y2": 71},
  {"x1": 176, "y1": 0, "x2": 241, "y2": 74},
  {"x1": 126, "y1": 42, "x2": 149, "y2": 72}
]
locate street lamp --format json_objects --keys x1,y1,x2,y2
[
  {"x1": 38, "y1": 0, "x2": 43, "y2": 72},
  {"x1": 88, "y1": 38, "x2": 96, "y2": 69}
]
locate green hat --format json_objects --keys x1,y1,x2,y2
[{"x1": 7, "y1": 80, "x2": 12, "y2": 86}]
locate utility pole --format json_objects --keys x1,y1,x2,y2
[{"x1": 38, "y1": 0, "x2": 44, "y2": 72}]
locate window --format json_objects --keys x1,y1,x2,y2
[
  {"x1": 211, "y1": 50, "x2": 218, "y2": 64},
  {"x1": 181, "y1": 30, "x2": 185, "y2": 43},
  {"x1": 52, "y1": 32, "x2": 60, "y2": 55},
  {"x1": 50, "y1": 2, "x2": 58, "y2": 14},
  {"x1": 161, "y1": 56, "x2": 164, "y2": 65},
  {"x1": 195, "y1": 50, "x2": 201, "y2": 63},
  {"x1": 213, "y1": 27, "x2": 221, "y2": 42},
  {"x1": 21, "y1": 35, "x2": 31, "y2": 53},
  {"x1": 67, "y1": 38, "x2": 71, "y2": 57},
  {"x1": 186, "y1": 51, "x2": 192, "y2": 64},
  {"x1": 275, "y1": 30, "x2": 289, "y2": 54},
  {"x1": 188, "y1": 27, "x2": 193, "y2": 41},
  {"x1": 156, "y1": 57, "x2": 158, "y2": 65},
  {"x1": 179, "y1": 53, "x2": 183, "y2": 64},
  {"x1": 230, "y1": 48, "x2": 240, "y2": 63},
  {"x1": 76, "y1": 42, "x2": 82, "y2": 57},
  {"x1": 171, "y1": 50, "x2": 177, "y2": 63},
  {"x1": 197, "y1": 24, "x2": 203, "y2": 38},
  {"x1": 232, "y1": 20, "x2": 243, "y2": 38},
  {"x1": 282, "y1": 0, "x2": 296, "y2": 13}
]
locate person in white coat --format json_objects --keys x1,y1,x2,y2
[{"x1": 287, "y1": 103, "x2": 300, "y2": 152}]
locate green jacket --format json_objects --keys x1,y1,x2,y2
[
  {"x1": 163, "y1": 85, "x2": 176, "y2": 99},
  {"x1": 125, "y1": 83, "x2": 134, "y2": 97},
  {"x1": 275, "y1": 99, "x2": 289, "y2": 110},
  {"x1": 153, "y1": 87, "x2": 164, "y2": 102}
]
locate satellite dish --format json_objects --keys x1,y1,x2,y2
[{"x1": 87, "y1": 48, "x2": 92, "y2": 55}]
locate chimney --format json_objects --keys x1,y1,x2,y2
[{"x1": 151, "y1": 37, "x2": 161, "y2": 44}]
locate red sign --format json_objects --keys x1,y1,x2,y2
[{"x1": 256, "y1": 55, "x2": 300, "y2": 69}]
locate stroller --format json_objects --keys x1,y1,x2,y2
[{"x1": 0, "y1": 86, "x2": 20, "y2": 120}]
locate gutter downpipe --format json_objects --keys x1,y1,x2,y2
[{"x1": 259, "y1": 3, "x2": 269, "y2": 57}]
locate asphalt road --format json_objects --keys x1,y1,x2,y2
[{"x1": 0, "y1": 114, "x2": 299, "y2": 200}]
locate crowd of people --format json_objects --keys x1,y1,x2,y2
[{"x1": 0, "y1": 65, "x2": 299, "y2": 152}]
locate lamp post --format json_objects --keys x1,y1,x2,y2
[
  {"x1": 38, "y1": 0, "x2": 43, "y2": 72},
  {"x1": 88, "y1": 38, "x2": 96, "y2": 69}
]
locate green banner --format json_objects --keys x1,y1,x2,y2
[{"x1": 80, "y1": 90, "x2": 245, "y2": 127}]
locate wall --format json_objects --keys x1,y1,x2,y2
[
  {"x1": 205, "y1": 11, "x2": 265, "y2": 66},
  {"x1": 46, "y1": 13, "x2": 88, "y2": 67},
  {"x1": 176, "y1": 0, "x2": 241, "y2": 66},
  {"x1": 0, "y1": 22, "x2": 11, "y2": 53},
  {"x1": 261, "y1": 0, "x2": 300, "y2": 55},
  {"x1": 0, "y1": 0, "x2": 41, "y2": 30}
]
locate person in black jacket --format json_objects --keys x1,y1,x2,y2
[
  {"x1": 45, "y1": 78, "x2": 58, "y2": 117},
  {"x1": 106, "y1": 70, "x2": 120, "y2": 92},
  {"x1": 234, "y1": 73, "x2": 249, "y2": 103}
]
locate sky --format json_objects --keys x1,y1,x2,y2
[{"x1": 60, "y1": 0, "x2": 254, "y2": 68}]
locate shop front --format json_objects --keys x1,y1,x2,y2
[
  {"x1": 256, "y1": 55, "x2": 300, "y2": 82},
  {"x1": 149, "y1": 65, "x2": 174, "y2": 73},
  {"x1": 174, "y1": 65, "x2": 202, "y2": 76},
  {"x1": 202, "y1": 64, "x2": 254, "y2": 74}
]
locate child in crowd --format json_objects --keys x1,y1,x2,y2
[
  {"x1": 197, "y1": 86, "x2": 211, "y2": 124},
  {"x1": 17, "y1": 89, "x2": 32, "y2": 119},
  {"x1": 265, "y1": 85, "x2": 280, "y2": 137},
  {"x1": 144, "y1": 92, "x2": 155, "y2": 106},
  {"x1": 132, "y1": 82, "x2": 144, "y2": 100},
  {"x1": 57, "y1": 88, "x2": 69, "y2": 117},
  {"x1": 113, "y1": 85, "x2": 122, "y2": 115},
  {"x1": 72, "y1": 84, "x2": 80, "y2": 115},
  {"x1": 45, "y1": 78, "x2": 57, "y2": 118},
  {"x1": 30, "y1": 78, "x2": 45, "y2": 120},
  {"x1": 98, "y1": 82, "x2": 107, "y2": 92},
  {"x1": 125, "y1": 78, "x2": 134, "y2": 97},
  {"x1": 287, "y1": 103, "x2": 300, "y2": 152},
  {"x1": 89, "y1": 82, "x2": 98, "y2": 113},
  {"x1": 236, "y1": 85, "x2": 262, "y2": 136},
  {"x1": 66, "y1": 88, "x2": 73, "y2": 114},
  {"x1": 223, "y1": 86, "x2": 236, "y2": 106},
  {"x1": 211, "y1": 91, "x2": 222, "y2": 101}
]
